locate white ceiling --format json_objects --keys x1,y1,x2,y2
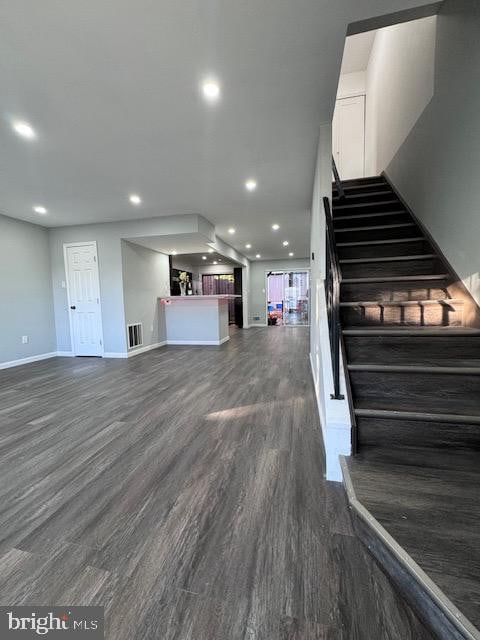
[
  {"x1": 0, "y1": 0, "x2": 434, "y2": 260},
  {"x1": 340, "y1": 30, "x2": 377, "y2": 74}
]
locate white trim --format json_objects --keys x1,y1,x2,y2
[
  {"x1": 0, "y1": 352, "x2": 57, "y2": 370},
  {"x1": 63, "y1": 241, "x2": 105, "y2": 357},
  {"x1": 166, "y1": 336, "x2": 230, "y2": 346},
  {"x1": 56, "y1": 350, "x2": 74, "y2": 357},
  {"x1": 127, "y1": 341, "x2": 166, "y2": 357},
  {"x1": 103, "y1": 352, "x2": 129, "y2": 359},
  {"x1": 250, "y1": 323, "x2": 268, "y2": 327}
]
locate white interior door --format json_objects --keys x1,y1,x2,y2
[
  {"x1": 64, "y1": 242, "x2": 104, "y2": 356},
  {"x1": 332, "y1": 95, "x2": 365, "y2": 180}
]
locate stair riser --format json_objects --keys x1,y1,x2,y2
[
  {"x1": 335, "y1": 224, "x2": 418, "y2": 243},
  {"x1": 333, "y1": 201, "x2": 404, "y2": 216},
  {"x1": 344, "y1": 335, "x2": 480, "y2": 366},
  {"x1": 334, "y1": 212, "x2": 410, "y2": 229},
  {"x1": 350, "y1": 371, "x2": 480, "y2": 415},
  {"x1": 340, "y1": 281, "x2": 449, "y2": 303},
  {"x1": 341, "y1": 304, "x2": 463, "y2": 328},
  {"x1": 337, "y1": 240, "x2": 430, "y2": 260},
  {"x1": 356, "y1": 417, "x2": 480, "y2": 450},
  {"x1": 340, "y1": 258, "x2": 442, "y2": 279}
]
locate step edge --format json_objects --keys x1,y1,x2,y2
[
  {"x1": 337, "y1": 237, "x2": 424, "y2": 247},
  {"x1": 334, "y1": 199, "x2": 399, "y2": 208},
  {"x1": 340, "y1": 254, "x2": 437, "y2": 264},
  {"x1": 340, "y1": 456, "x2": 480, "y2": 640},
  {"x1": 335, "y1": 222, "x2": 416, "y2": 233},
  {"x1": 340, "y1": 298, "x2": 463, "y2": 307},
  {"x1": 343, "y1": 328, "x2": 480, "y2": 336},
  {"x1": 342, "y1": 274, "x2": 450, "y2": 284},
  {"x1": 348, "y1": 364, "x2": 480, "y2": 375},
  {"x1": 334, "y1": 211, "x2": 406, "y2": 221},
  {"x1": 353, "y1": 408, "x2": 480, "y2": 424}
]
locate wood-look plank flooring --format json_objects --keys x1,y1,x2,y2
[
  {"x1": 0, "y1": 328, "x2": 433, "y2": 639},
  {"x1": 348, "y1": 448, "x2": 480, "y2": 630}
]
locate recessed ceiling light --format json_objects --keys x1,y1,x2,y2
[
  {"x1": 202, "y1": 79, "x2": 220, "y2": 102},
  {"x1": 218, "y1": 259, "x2": 222, "y2": 262},
  {"x1": 228, "y1": 227, "x2": 235, "y2": 234},
  {"x1": 208, "y1": 248, "x2": 214, "y2": 253},
  {"x1": 255, "y1": 254, "x2": 261, "y2": 259},
  {"x1": 33, "y1": 205, "x2": 47, "y2": 214},
  {"x1": 171, "y1": 250, "x2": 177, "y2": 255},
  {"x1": 202, "y1": 255, "x2": 207, "y2": 260},
  {"x1": 213, "y1": 261, "x2": 218, "y2": 265},
  {"x1": 13, "y1": 120, "x2": 36, "y2": 139},
  {"x1": 245, "y1": 243, "x2": 252, "y2": 249},
  {"x1": 129, "y1": 194, "x2": 142, "y2": 205},
  {"x1": 245, "y1": 179, "x2": 257, "y2": 192},
  {"x1": 289, "y1": 252, "x2": 294, "y2": 257},
  {"x1": 272, "y1": 224, "x2": 279, "y2": 231},
  {"x1": 282, "y1": 240, "x2": 289, "y2": 247}
]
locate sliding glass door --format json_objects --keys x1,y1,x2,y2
[{"x1": 267, "y1": 271, "x2": 309, "y2": 326}]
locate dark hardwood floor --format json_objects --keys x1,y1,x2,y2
[
  {"x1": 347, "y1": 448, "x2": 480, "y2": 631},
  {"x1": 0, "y1": 328, "x2": 433, "y2": 640}
]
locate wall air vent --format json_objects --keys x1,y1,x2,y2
[{"x1": 127, "y1": 323, "x2": 143, "y2": 349}]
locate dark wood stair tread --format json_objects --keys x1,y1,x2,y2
[
  {"x1": 333, "y1": 190, "x2": 393, "y2": 200},
  {"x1": 340, "y1": 298, "x2": 462, "y2": 307},
  {"x1": 343, "y1": 327, "x2": 480, "y2": 336},
  {"x1": 334, "y1": 199, "x2": 399, "y2": 210},
  {"x1": 348, "y1": 364, "x2": 480, "y2": 375},
  {"x1": 354, "y1": 408, "x2": 480, "y2": 425},
  {"x1": 334, "y1": 222, "x2": 416, "y2": 233},
  {"x1": 342, "y1": 274, "x2": 449, "y2": 284},
  {"x1": 334, "y1": 211, "x2": 406, "y2": 222},
  {"x1": 337, "y1": 236, "x2": 424, "y2": 247},
  {"x1": 340, "y1": 254, "x2": 436, "y2": 264}
]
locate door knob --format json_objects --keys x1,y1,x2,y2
[{"x1": 70, "y1": 305, "x2": 76, "y2": 310}]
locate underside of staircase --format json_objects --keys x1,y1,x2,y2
[{"x1": 333, "y1": 174, "x2": 480, "y2": 640}]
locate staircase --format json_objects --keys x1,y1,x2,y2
[
  {"x1": 332, "y1": 174, "x2": 480, "y2": 454},
  {"x1": 331, "y1": 174, "x2": 480, "y2": 640}
]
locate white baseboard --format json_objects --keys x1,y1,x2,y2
[
  {"x1": 250, "y1": 323, "x2": 268, "y2": 327},
  {"x1": 103, "y1": 352, "x2": 128, "y2": 359},
  {"x1": 0, "y1": 351, "x2": 57, "y2": 370},
  {"x1": 127, "y1": 341, "x2": 167, "y2": 357},
  {"x1": 166, "y1": 336, "x2": 229, "y2": 346},
  {"x1": 56, "y1": 351, "x2": 74, "y2": 357}
]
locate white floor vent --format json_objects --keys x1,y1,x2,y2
[{"x1": 127, "y1": 323, "x2": 143, "y2": 349}]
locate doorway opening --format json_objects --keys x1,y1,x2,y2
[{"x1": 266, "y1": 271, "x2": 309, "y2": 326}]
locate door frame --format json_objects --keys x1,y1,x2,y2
[
  {"x1": 264, "y1": 268, "x2": 311, "y2": 327},
  {"x1": 63, "y1": 241, "x2": 105, "y2": 357},
  {"x1": 332, "y1": 93, "x2": 366, "y2": 180}
]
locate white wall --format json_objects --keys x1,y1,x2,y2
[
  {"x1": 336, "y1": 71, "x2": 366, "y2": 99},
  {"x1": 309, "y1": 124, "x2": 352, "y2": 482},
  {"x1": 386, "y1": 0, "x2": 480, "y2": 305},
  {"x1": 249, "y1": 258, "x2": 310, "y2": 325},
  {"x1": 365, "y1": 16, "x2": 436, "y2": 175},
  {"x1": 0, "y1": 215, "x2": 56, "y2": 366},
  {"x1": 121, "y1": 241, "x2": 170, "y2": 352}
]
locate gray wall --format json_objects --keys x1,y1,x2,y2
[
  {"x1": 383, "y1": 0, "x2": 480, "y2": 304},
  {"x1": 49, "y1": 215, "x2": 200, "y2": 355},
  {"x1": 122, "y1": 241, "x2": 170, "y2": 350},
  {"x1": 0, "y1": 215, "x2": 55, "y2": 364},
  {"x1": 249, "y1": 258, "x2": 310, "y2": 325}
]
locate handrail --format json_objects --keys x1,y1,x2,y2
[
  {"x1": 323, "y1": 196, "x2": 344, "y2": 400},
  {"x1": 332, "y1": 156, "x2": 346, "y2": 201}
]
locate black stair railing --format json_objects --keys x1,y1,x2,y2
[
  {"x1": 324, "y1": 194, "x2": 344, "y2": 400},
  {"x1": 332, "y1": 156, "x2": 346, "y2": 201}
]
